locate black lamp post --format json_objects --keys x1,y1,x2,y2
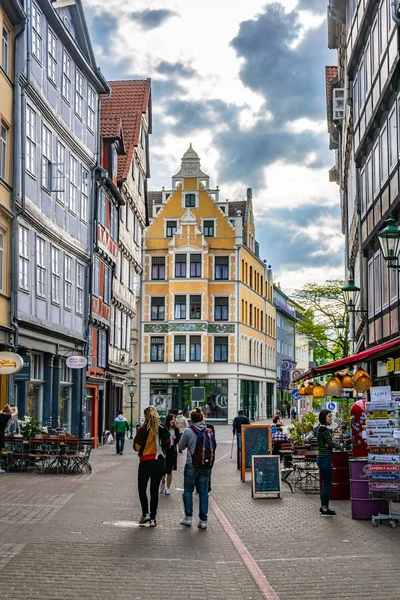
[
  {"x1": 377, "y1": 214, "x2": 400, "y2": 269},
  {"x1": 341, "y1": 278, "x2": 360, "y2": 312},
  {"x1": 336, "y1": 321, "x2": 348, "y2": 357},
  {"x1": 128, "y1": 380, "x2": 137, "y2": 439}
]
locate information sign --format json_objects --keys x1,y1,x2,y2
[
  {"x1": 251, "y1": 455, "x2": 281, "y2": 498},
  {"x1": 241, "y1": 425, "x2": 272, "y2": 482}
]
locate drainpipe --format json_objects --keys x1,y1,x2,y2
[
  {"x1": 391, "y1": 0, "x2": 400, "y2": 25},
  {"x1": 355, "y1": 167, "x2": 367, "y2": 351},
  {"x1": 11, "y1": 1, "x2": 30, "y2": 351},
  {"x1": 235, "y1": 244, "x2": 240, "y2": 421}
]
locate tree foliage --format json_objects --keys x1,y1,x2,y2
[{"x1": 292, "y1": 280, "x2": 349, "y2": 364}]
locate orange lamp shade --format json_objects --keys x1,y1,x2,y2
[
  {"x1": 341, "y1": 374, "x2": 355, "y2": 389},
  {"x1": 298, "y1": 384, "x2": 306, "y2": 395},
  {"x1": 355, "y1": 374, "x2": 372, "y2": 391},
  {"x1": 353, "y1": 368, "x2": 370, "y2": 382},
  {"x1": 313, "y1": 384, "x2": 325, "y2": 398},
  {"x1": 324, "y1": 376, "x2": 343, "y2": 396},
  {"x1": 305, "y1": 382, "x2": 314, "y2": 395}
]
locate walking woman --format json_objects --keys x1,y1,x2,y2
[
  {"x1": 134, "y1": 406, "x2": 170, "y2": 527},
  {"x1": 316, "y1": 409, "x2": 336, "y2": 517},
  {"x1": 160, "y1": 414, "x2": 180, "y2": 495}
]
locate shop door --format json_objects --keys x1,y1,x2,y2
[{"x1": 86, "y1": 390, "x2": 93, "y2": 437}]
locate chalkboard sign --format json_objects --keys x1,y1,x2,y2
[
  {"x1": 251, "y1": 455, "x2": 281, "y2": 498},
  {"x1": 241, "y1": 425, "x2": 272, "y2": 481}
]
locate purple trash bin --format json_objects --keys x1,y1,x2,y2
[{"x1": 350, "y1": 458, "x2": 388, "y2": 520}]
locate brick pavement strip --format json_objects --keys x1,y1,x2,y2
[{"x1": 0, "y1": 425, "x2": 399, "y2": 599}]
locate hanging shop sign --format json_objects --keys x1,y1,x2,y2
[
  {"x1": 66, "y1": 356, "x2": 88, "y2": 369},
  {"x1": 0, "y1": 352, "x2": 24, "y2": 375},
  {"x1": 14, "y1": 354, "x2": 30, "y2": 381}
]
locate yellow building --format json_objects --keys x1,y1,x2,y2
[
  {"x1": 141, "y1": 146, "x2": 276, "y2": 422},
  {"x1": 0, "y1": 0, "x2": 25, "y2": 406}
]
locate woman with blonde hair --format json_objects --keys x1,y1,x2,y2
[{"x1": 133, "y1": 406, "x2": 170, "y2": 527}]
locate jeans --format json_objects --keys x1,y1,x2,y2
[
  {"x1": 182, "y1": 463, "x2": 211, "y2": 522},
  {"x1": 116, "y1": 434, "x2": 125, "y2": 454},
  {"x1": 138, "y1": 460, "x2": 164, "y2": 519},
  {"x1": 317, "y1": 455, "x2": 333, "y2": 509}
]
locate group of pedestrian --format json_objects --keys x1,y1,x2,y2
[{"x1": 132, "y1": 406, "x2": 216, "y2": 529}]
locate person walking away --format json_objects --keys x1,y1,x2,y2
[
  {"x1": 111, "y1": 410, "x2": 129, "y2": 455},
  {"x1": 160, "y1": 414, "x2": 180, "y2": 495},
  {"x1": 232, "y1": 410, "x2": 250, "y2": 470},
  {"x1": 179, "y1": 408, "x2": 216, "y2": 529},
  {"x1": 175, "y1": 410, "x2": 188, "y2": 434},
  {"x1": 316, "y1": 409, "x2": 336, "y2": 517},
  {"x1": 0, "y1": 405, "x2": 12, "y2": 473},
  {"x1": 280, "y1": 405, "x2": 286, "y2": 419},
  {"x1": 290, "y1": 406, "x2": 297, "y2": 421},
  {"x1": 134, "y1": 406, "x2": 170, "y2": 527}
]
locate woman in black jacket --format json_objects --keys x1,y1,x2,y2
[{"x1": 160, "y1": 414, "x2": 180, "y2": 495}]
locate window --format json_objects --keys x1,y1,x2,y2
[
  {"x1": 98, "y1": 188, "x2": 106, "y2": 226},
  {"x1": 380, "y1": 125, "x2": 388, "y2": 183},
  {"x1": 98, "y1": 331, "x2": 107, "y2": 368},
  {"x1": 150, "y1": 337, "x2": 164, "y2": 362},
  {"x1": 389, "y1": 106, "x2": 397, "y2": 170},
  {"x1": 364, "y1": 41, "x2": 371, "y2": 96},
  {"x1": 214, "y1": 337, "x2": 228, "y2": 362},
  {"x1": 185, "y1": 193, "x2": 195, "y2": 207},
  {"x1": 19, "y1": 226, "x2": 29, "y2": 289},
  {"x1": 190, "y1": 254, "x2": 201, "y2": 277},
  {"x1": 189, "y1": 336, "x2": 201, "y2": 361},
  {"x1": 69, "y1": 156, "x2": 78, "y2": 213},
  {"x1": 190, "y1": 295, "x2": 201, "y2": 319},
  {"x1": 203, "y1": 220, "x2": 214, "y2": 237},
  {"x1": 373, "y1": 141, "x2": 380, "y2": 195},
  {"x1": 174, "y1": 295, "x2": 186, "y2": 319},
  {"x1": 87, "y1": 86, "x2": 96, "y2": 132},
  {"x1": 374, "y1": 253, "x2": 381, "y2": 311},
  {"x1": 2, "y1": 25, "x2": 9, "y2": 74},
  {"x1": 215, "y1": 256, "x2": 229, "y2": 280},
  {"x1": 372, "y1": 19, "x2": 379, "y2": 79},
  {"x1": 81, "y1": 168, "x2": 89, "y2": 222},
  {"x1": 366, "y1": 155, "x2": 372, "y2": 208},
  {"x1": 93, "y1": 256, "x2": 100, "y2": 297},
  {"x1": 76, "y1": 263, "x2": 84, "y2": 314},
  {"x1": 151, "y1": 297, "x2": 165, "y2": 321},
  {"x1": 62, "y1": 51, "x2": 71, "y2": 102},
  {"x1": 26, "y1": 106, "x2": 37, "y2": 175},
  {"x1": 115, "y1": 308, "x2": 121, "y2": 348},
  {"x1": 360, "y1": 166, "x2": 366, "y2": 215},
  {"x1": 42, "y1": 126, "x2": 52, "y2": 190},
  {"x1": 32, "y1": 3, "x2": 42, "y2": 62},
  {"x1": 75, "y1": 69, "x2": 84, "y2": 119},
  {"x1": 55, "y1": 142, "x2": 65, "y2": 203},
  {"x1": 0, "y1": 124, "x2": 7, "y2": 181},
  {"x1": 64, "y1": 254, "x2": 72, "y2": 309},
  {"x1": 249, "y1": 266, "x2": 253, "y2": 288},
  {"x1": 353, "y1": 74, "x2": 359, "y2": 123},
  {"x1": 175, "y1": 254, "x2": 186, "y2": 278},
  {"x1": 151, "y1": 256, "x2": 165, "y2": 280},
  {"x1": 0, "y1": 231, "x2": 3, "y2": 292},
  {"x1": 380, "y1": 0, "x2": 388, "y2": 55},
  {"x1": 166, "y1": 220, "x2": 177, "y2": 237},
  {"x1": 174, "y1": 336, "x2": 186, "y2": 362},
  {"x1": 249, "y1": 304, "x2": 253, "y2": 327},
  {"x1": 110, "y1": 204, "x2": 118, "y2": 241},
  {"x1": 36, "y1": 237, "x2": 46, "y2": 298},
  {"x1": 138, "y1": 170, "x2": 144, "y2": 196},
  {"x1": 104, "y1": 265, "x2": 111, "y2": 304},
  {"x1": 214, "y1": 297, "x2": 228, "y2": 321},
  {"x1": 47, "y1": 28, "x2": 57, "y2": 85},
  {"x1": 51, "y1": 247, "x2": 60, "y2": 304},
  {"x1": 368, "y1": 260, "x2": 374, "y2": 315}
]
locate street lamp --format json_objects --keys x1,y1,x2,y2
[
  {"x1": 377, "y1": 214, "x2": 400, "y2": 269},
  {"x1": 128, "y1": 380, "x2": 137, "y2": 439},
  {"x1": 341, "y1": 278, "x2": 360, "y2": 312},
  {"x1": 336, "y1": 322, "x2": 346, "y2": 339}
]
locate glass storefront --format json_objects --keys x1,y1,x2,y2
[
  {"x1": 149, "y1": 379, "x2": 228, "y2": 421},
  {"x1": 240, "y1": 380, "x2": 259, "y2": 420},
  {"x1": 26, "y1": 353, "x2": 44, "y2": 420},
  {"x1": 60, "y1": 360, "x2": 72, "y2": 432}
]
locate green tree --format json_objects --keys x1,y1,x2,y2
[{"x1": 292, "y1": 280, "x2": 349, "y2": 364}]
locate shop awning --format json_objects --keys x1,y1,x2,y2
[{"x1": 292, "y1": 337, "x2": 400, "y2": 384}]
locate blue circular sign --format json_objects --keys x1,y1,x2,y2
[{"x1": 327, "y1": 402, "x2": 336, "y2": 411}]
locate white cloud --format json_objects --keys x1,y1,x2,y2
[{"x1": 274, "y1": 265, "x2": 345, "y2": 296}]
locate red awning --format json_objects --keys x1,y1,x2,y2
[{"x1": 292, "y1": 337, "x2": 400, "y2": 384}]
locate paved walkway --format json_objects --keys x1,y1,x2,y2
[{"x1": 0, "y1": 425, "x2": 400, "y2": 599}]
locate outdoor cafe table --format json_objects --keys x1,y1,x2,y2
[{"x1": 3, "y1": 435, "x2": 94, "y2": 474}]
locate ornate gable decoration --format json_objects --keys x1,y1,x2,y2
[
  {"x1": 180, "y1": 209, "x2": 197, "y2": 223},
  {"x1": 172, "y1": 144, "x2": 209, "y2": 181}
]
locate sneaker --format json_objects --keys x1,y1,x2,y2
[
  {"x1": 120, "y1": 452, "x2": 123, "y2": 456},
  {"x1": 159, "y1": 482, "x2": 165, "y2": 494},
  {"x1": 180, "y1": 516, "x2": 193, "y2": 527},
  {"x1": 138, "y1": 514, "x2": 150, "y2": 526},
  {"x1": 165, "y1": 487, "x2": 171, "y2": 495},
  {"x1": 197, "y1": 520, "x2": 207, "y2": 529},
  {"x1": 320, "y1": 508, "x2": 337, "y2": 517},
  {"x1": 149, "y1": 519, "x2": 157, "y2": 527}
]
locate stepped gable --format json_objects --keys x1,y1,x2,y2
[{"x1": 101, "y1": 79, "x2": 151, "y2": 179}]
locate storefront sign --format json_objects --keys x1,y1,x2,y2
[
  {"x1": 387, "y1": 359, "x2": 394, "y2": 373},
  {"x1": 395, "y1": 358, "x2": 400, "y2": 373},
  {"x1": 14, "y1": 354, "x2": 30, "y2": 381},
  {"x1": 0, "y1": 352, "x2": 24, "y2": 375},
  {"x1": 66, "y1": 356, "x2": 87, "y2": 369},
  {"x1": 370, "y1": 386, "x2": 392, "y2": 402}
]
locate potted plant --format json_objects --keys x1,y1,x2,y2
[{"x1": 18, "y1": 416, "x2": 46, "y2": 439}]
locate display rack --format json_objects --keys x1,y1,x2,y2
[{"x1": 366, "y1": 389, "x2": 400, "y2": 528}]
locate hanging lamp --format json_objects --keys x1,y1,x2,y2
[
  {"x1": 313, "y1": 384, "x2": 325, "y2": 398},
  {"x1": 298, "y1": 384, "x2": 306, "y2": 395},
  {"x1": 305, "y1": 381, "x2": 315, "y2": 395},
  {"x1": 353, "y1": 368, "x2": 370, "y2": 382},
  {"x1": 324, "y1": 375, "x2": 343, "y2": 396},
  {"x1": 341, "y1": 374, "x2": 355, "y2": 389},
  {"x1": 355, "y1": 374, "x2": 372, "y2": 391}
]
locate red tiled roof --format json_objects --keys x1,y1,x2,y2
[
  {"x1": 101, "y1": 117, "x2": 123, "y2": 139},
  {"x1": 325, "y1": 66, "x2": 338, "y2": 127},
  {"x1": 100, "y1": 79, "x2": 151, "y2": 180}
]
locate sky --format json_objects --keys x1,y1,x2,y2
[{"x1": 84, "y1": 0, "x2": 342, "y2": 295}]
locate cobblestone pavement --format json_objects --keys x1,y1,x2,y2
[{"x1": 0, "y1": 423, "x2": 399, "y2": 599}]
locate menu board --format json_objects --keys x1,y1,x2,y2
[
  {"x1": 251, "y1": 455, "x2": 281, "y2": 498},
  {"x1": 366, "y1": 388, "x2": 400, "y2": 500},
  {"x1": 241, "y1": 425, "x2": 272, "y2": 481}
]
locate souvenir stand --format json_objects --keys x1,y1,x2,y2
[{"x1": 366, "y1": 387, "x2": 400, "y2": 528}]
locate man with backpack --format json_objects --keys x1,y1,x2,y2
[{"x1": 179, "y1": 408, "x2": 216, "y2": 530}]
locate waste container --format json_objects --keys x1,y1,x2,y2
[
  {"x1": 350, "y1": 458, "x2": 388, "y2": 520},
  {"x1": 330, "y1": 451, "x2": 350, "y2": 500}
]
